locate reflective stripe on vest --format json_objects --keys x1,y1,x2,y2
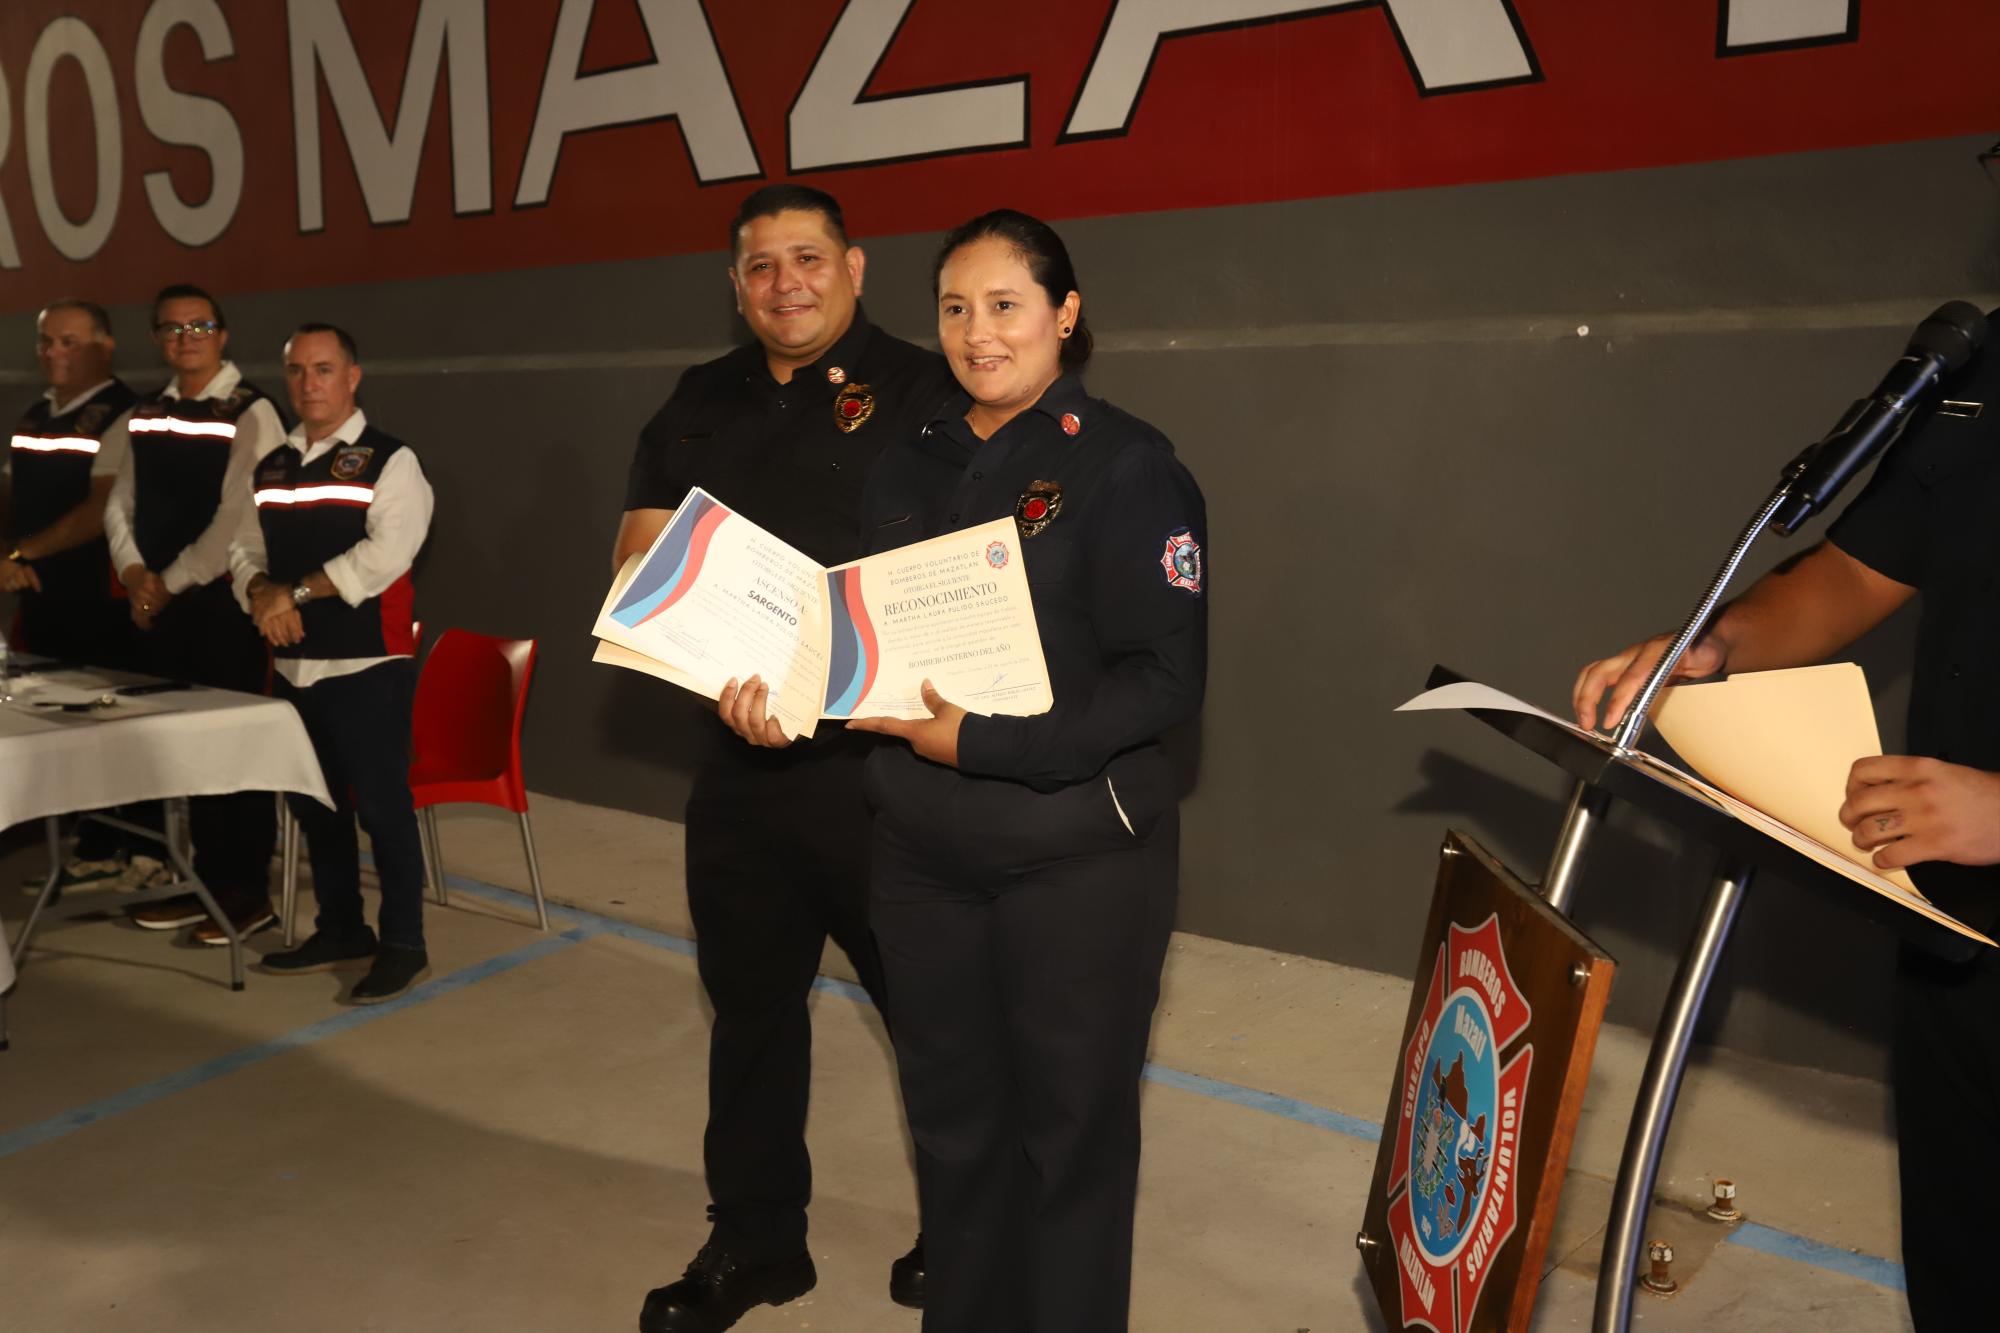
[
  {"x1": 9, "y1": 434, "x2": 101, "y2": 455},
  {"x1": 130, "y1": 416, "x2": 236, "y2": 439},
  {"x1": 254, "y1": 483, "x2": 375, "y2": 509}
]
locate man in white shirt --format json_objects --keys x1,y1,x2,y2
[
  {"x1": 235, "y1": 324, "x2": 435, "y2": 1003},
  {"x1": 104, "y1": 284, "x2": 284, "y2": 942}
]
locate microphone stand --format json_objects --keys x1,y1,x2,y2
[{"x1": 1536, "y1": 453, "x2": 1812, "y2": 1333}]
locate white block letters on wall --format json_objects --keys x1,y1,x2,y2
[{"x1": 788, "y1": 0, "x2": 1029, "y2": 172}]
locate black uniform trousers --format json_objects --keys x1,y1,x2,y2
[
  {"x1": 685, "y1": 742, "x2": 887, "y2": 1263},
  {"x1": 278, "y1": 659, "x2": 426, "y2": 951},
  {"x1": 1894, "y1": 941, "x2": 2000, "y2": 1328},
  {"x1": 868, "y1": 769, "x2": 1180, "y2": 1333},
  {"x1": 136, "y1": 580, "x2": 274, "y2": 909}
]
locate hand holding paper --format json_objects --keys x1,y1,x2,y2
[{"x1": 1840, "y1": 756, "x2": 2000, "y2": 869}]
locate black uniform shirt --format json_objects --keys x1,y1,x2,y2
[
  {"x1": 624, "y1": 308, "x2": 951, "y2": 782},
  {"x1": 625, "y1": 307, "x2": 953, "y2": 568},
  {"x1": 1829, "y1": 316, "x2": 2000, "y2": 923},
  {"x1": 864, "y1": 375, "x2": 1208, "y2": 796}
]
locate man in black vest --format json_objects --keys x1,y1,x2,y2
[
  {"x1": 4, "y1": 299, "x2": 143, "y2": 892},
  {"x1": 238, "y1": 324, "x2": 434, "y2": 1004},
  {"x1": 616, "y1": 185, "x2": 950, "y2": 1332},
  {"x1": 102, "y1": 284, "x2": 282, "y2": 943},
  {"x1": 3, "y1": 299, "x2": 136, "y2": 665}
]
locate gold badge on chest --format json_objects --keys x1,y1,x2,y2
[
  {"x1": 833, "y1": 383, "x2": 875, "y2": 434},
  {"x1": 1015, "y1": 480, "x2": 1064, "y2": 537}
]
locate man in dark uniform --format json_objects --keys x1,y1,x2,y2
[
  {"x1": 615, "y1": 184, "x2": 951, "y2": 1333},
  {"x1": 233, "y1": 324, "x2": 435, "y2": 1003},
  {"x1": 4, "y1": 300, "x2": 143, "y2": 893},
  {"x1": 103, "y1": 284, "x2": 282, "y2": 943},
  {"x1": 1573, "y1": 311, "x2": 2000, "y2": 1331}
]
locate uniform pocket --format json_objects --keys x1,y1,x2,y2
[{"x1": 1022, "y1": 532, "x2": 1076, "y2": 584}]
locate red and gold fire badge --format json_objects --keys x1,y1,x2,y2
[
  {"x1": 833, "y1": 383, "x2": 875, "y2": 433},
  {"x1": 1383, "y1": 915, "x2": 1533, "y2": 1333},
  {"x1": 1160, "y1": 527, "x2": 1202, "y2": 594},
  {"x1": 1060, "y1": 412, "x2": 1082, "y2": 436},
  {"x1": 1015, "y1": 481, "x2": 1063, "y2": 538}
]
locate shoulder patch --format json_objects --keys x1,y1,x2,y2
[{"x1": 1160, "y1": 527, "x2": 1203, "y2": 596}]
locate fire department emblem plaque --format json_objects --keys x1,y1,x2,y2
[{"x1": 1360, "y1": 832, "x2": 1615, "y2": 1333}]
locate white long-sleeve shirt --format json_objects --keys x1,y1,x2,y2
[
  {"x1": 229, "y1": 409, "x2": 435, "y2": 688},
  {"x1": 103, "y1": 361, "x2": 285, "y2": 594}
]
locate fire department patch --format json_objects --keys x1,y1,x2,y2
[
  {"x1": 1384, "y1": 915, "x2": 1533, "y2": 1333},
  {"x1": 75, "y1": 404, "x2": 112, "y2": 435},
  {"x1": 330, "y1": 446, "x2": 373, "y2": 480},
  {"x1": 1015, "y1": 481, "x2": 1063, "y2": 538},
  {"x1": 1160, "y1": 528, "x2": 1202, "y2": 595},
  {"x1": 833, "y1": 383, "x2": 875, "y2": 433}
]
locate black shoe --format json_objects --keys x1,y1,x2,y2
[
  {"x1": 890, "y1": 1234, "x2": 924, "y2": 1309},
  {"x1": 346, "y1": 946, "x2": 429, "y2": 1004},
  {"x1": 638, "y1": 1245, "x2": 816, "y2": 1332},
  {"x1": 260, "y1": 927, "x2": 378, "y2": 974}
]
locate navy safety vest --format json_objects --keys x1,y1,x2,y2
[
  {"x1": 252, "y1": 424, "x2": 417, "y2": 661},
  {"x1": 128, "y1": 379, "x2": 273, "y2": 572},
  {"x1": 8, "y1": 380, "x2": 138, "y2": 601}
]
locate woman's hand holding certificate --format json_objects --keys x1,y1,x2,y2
[{"x1": 592, "y1": 488, "x2": 1052, "y2": 741}]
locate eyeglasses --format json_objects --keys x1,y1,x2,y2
[{"x1": 155, "y1": 320, "x2": 221, "y2": 339}]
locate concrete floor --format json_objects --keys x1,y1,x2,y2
[{"x1": 0, "y1": 795, "x2": 1914, "y2": 1331}]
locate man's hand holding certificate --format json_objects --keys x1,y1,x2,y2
[{"x1": 593, "y1": 488, "x2": 1052, "y2": 740}]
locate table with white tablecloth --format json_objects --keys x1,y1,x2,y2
[{"x1": 0, "y1": 665, "x2": 332, "y2": 1045}]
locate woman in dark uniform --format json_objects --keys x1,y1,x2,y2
[{"x1": 848, "y1": 210, "x2": 1208, "y2": 1333}]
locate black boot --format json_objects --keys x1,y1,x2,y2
[
  {"x1": 639, "y1": 1243, "x2": 817, "y2": 1332},
  {"x1": 890, "y1": 1233, "x2": 925, "y2": 1309}
]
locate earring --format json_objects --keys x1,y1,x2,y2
[{"x1": 1060, "y1": 326, "x2": 1071, "y2": 336}]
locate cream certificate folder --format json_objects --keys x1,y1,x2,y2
[
  {"x1": 592, "y1": 488, "x2": 1053, "y2": 742},
  {"x1": 1397, "y1": 677, "x2": 1994, "y2": 949}
]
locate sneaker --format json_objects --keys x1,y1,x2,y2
[
  {"x1": 259, "y1": 928, "x2": 378, "y2": 975},
  {"x1": 20, "y1": 855, "x2": 130, "y2": 896},
  {"x1": 639, "y1": 1245, "x2": 817, "y2": 1333},
  {"x1": 347, "y1": 946, "x2": 430, "y2": 1005},
  {"x1": 129, "y1": 893, "x2": 206, "y2": 930},
  {"x1": 191, "y1": 900, "x2": 279, "y2": 947},
  {"x1": 890, "y1": 1233, "x2": 925, "y2": 1309}
]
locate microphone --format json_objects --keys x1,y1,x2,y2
[{"x1": 1771, "y1": 300, "x2": 1988, "y2": 535}]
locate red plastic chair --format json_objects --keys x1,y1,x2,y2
[{"x1": 408, "y1": 630, "x2": 548, "y2": 930}]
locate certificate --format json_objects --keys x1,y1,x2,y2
[{"x1": 593, "y1": 488, "x2": 1053, "y2": 740}]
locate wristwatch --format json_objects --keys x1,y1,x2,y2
[{"x1": 291, "y1": 582, "x2": 314, "y2": 607}]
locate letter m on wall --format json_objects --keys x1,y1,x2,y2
[{"x1": 290, "y1": 0, "x2": 492, "y2": 231}]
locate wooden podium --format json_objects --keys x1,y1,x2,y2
[{"x1": 1361, "y1": 665, "x2": 1981, "y2": 1333}]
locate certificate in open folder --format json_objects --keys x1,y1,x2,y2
[{"x1": 592, "y1": 488, "x2": 1053, "y2": 741}]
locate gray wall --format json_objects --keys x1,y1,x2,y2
[{"x1": 14, "y1": 133, "x2": 1997, "y2": 1078}]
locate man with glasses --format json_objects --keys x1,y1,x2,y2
[
  {"x1": 102, "y1": 284, "x2": 283, "y2": 944},
  {"x1": 4, "y1": 299, "x2": 142, "y2": 893}
]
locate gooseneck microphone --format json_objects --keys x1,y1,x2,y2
[{"x1": 1770, "y1": 300, "x2": 1988, "y2": 534}]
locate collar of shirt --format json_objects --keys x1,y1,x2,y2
[
  {"x1": 162, "y1": 359, "x2": 243, "y2": 403},
  {"x1": 44, "y1": 378, "x2": 116, "y2": 418},
  {"x1": 284, "y1": 408, "x2": 368, "y2": 465},
  {"x1": 757, "y1": 305, "x2": 875, "y2": 395},
  {"x1": 926, "y1": 374, "x2": 1091, "y2": 449}
]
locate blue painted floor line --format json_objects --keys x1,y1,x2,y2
[
  {"x1": 1726, "y1": 1221, "x2": 1907, "y2": 1292},
  {"x1": 0, "y1": 925, "x2": 591, "y2": 1162},
  {"x1": 10, "y1": 860, "x2": 1913, "y2": 1294}
]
